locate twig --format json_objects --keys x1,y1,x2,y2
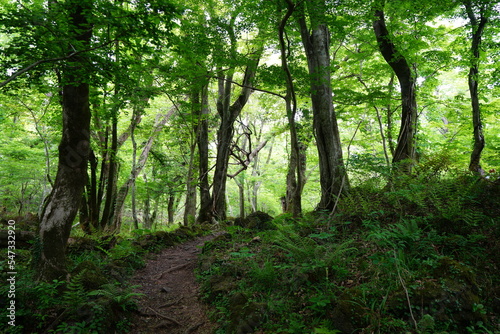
[
  {"x1": 42, "y1": 309, "x2": 68, "y2": 334},
  {"x1": 146, "y1": 306, "x2": 181, "y2": 326},
  {"x1": 329, "y1": 120, "x2": 362, "y2": 220},
  {"x1": 185, "y1": 322, "x2": 204, "y2": 333},
  {"x1": 393, "y1": 250, "x2": 418, "y2": 330},
  {"x1": 156, "y1": 262, "x2": 191, "y2": 280},
  {"x1": 160, "y1": 296, "x2": 184, "y2": 308}
]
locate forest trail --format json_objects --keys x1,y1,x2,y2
[{"x1": 128, "y1": 233, "x2": 219, "y2": 334}]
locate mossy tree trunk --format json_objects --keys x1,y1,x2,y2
[
  {"x1": 36, "y1": 0, "x2": 93, "y2": 282},
  {"x1": 297, "y1": 0, "x2": 350, "y2": 212}
]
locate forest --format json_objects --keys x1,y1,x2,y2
[{"x1": 0, "y1": 0, "x2": 499, "y2": 333}]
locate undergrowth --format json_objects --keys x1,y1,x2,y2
[
  {"x1": 197, "y1": 170, "x2": 500, "y2": 334},
  {"x1": 0, "y1": 224, "x2": 205, "y2": 333}
]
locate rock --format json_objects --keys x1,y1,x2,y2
[
  {"x1": 227, "y1": 292, "x2": 267, "y2": 334},
  {"x1": 234, "y1": 211, "x2": 276, "y2": 230},
  {"x1": 330, "y1": 286, "x2": 368, "y2": 334}
]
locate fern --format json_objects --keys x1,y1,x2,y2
[
  {"x1": 272, "y1": 230, "x2": 318, "y2": 263},
  {"x1": 88, "y1": 284, "x2": 143, "y2": 311},
  {"x1": 63, "y1": 271, "x2": 87, "y2": 311}
]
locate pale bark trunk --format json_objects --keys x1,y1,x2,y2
[{"x1": 109, "y1": 108, "x2": 174, "y2": 232}]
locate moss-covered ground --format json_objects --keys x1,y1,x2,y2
[{"x1": 197, "y1": 174, "x2": 500, "y2": 334}]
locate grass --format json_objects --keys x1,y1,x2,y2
[
  {"x1": 0, "y1": 222, "x2": 207, "y2": 333},
  {"x1": 197, "y1": 172, "x2": 500, "y2": 334}
]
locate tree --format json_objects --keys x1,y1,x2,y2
[
  {"x1": 278, "y1": 0, "x2": 304, "y2": 217},
  {"x1": 462, "y1": 0, "x2": 491, "y2": 174},
  {"x1": 296, "y1": 0, "x2": 350, "y2": 211},
  {"x1": 36, "y1": 0, "x2": 93, "y2": 281},
  {"x1": 372, "y1": 0, "x2": 418, "y2": 174},
  {"x1": 207, "y1": 7, "x2": 264, "y2": 221}
]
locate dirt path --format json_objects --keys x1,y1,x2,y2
[{"x1": 128, "y1": 233, "x2": 219, "y2": 334}]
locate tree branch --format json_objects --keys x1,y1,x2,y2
[
  {"x1": 208, "y1": 75, "x2": 286, "y2": 101},
  {"x1": 0, "y1": 40, "x2": 116, "y2": 89}
]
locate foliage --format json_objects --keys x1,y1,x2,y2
[
  {"x1": 197, "y1": 171, "x2": 500, "y2": 333},
  {"x1": 0, "y1": 0, "x2": 499, "y2": 329},
  {"x1": 0, "y1": 223, "x2": 207, "y2": 333}
]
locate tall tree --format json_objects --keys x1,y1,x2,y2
[
  {"x1": 36, "y1": 0, "x2": 93, "y2": 281},
  {"x1": 196, "y1": 83, "x2": 212, "y2": 223},
  {"x1": 208, "y1": 9, "x2": 263, "y2": 221},
  {"x1": 372, "y1": 0, "x2": 418, "y2": 174},
  {"x1": 212, "y1": 58, "x2": 261, "y2": 221},
  {"x1": 296, "y1": 0, "x2": 350, "y2": 212},
  {"x1": 110, "y1": 107, "x2": 175, "y2": 232},
  {"x1": 463, "y1": 0, "x2": 491, "y2": 174},
  {"x1": 279, "y1": 0, "x2": 304, "y2": 217}
]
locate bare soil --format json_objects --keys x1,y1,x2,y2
[{"x1": 128, "y1": 233, "x2": 219, "y2": 334}]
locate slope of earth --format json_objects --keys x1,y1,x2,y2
[{"x1": 128, "y1": 233, "x2": 220, "y2": 334}]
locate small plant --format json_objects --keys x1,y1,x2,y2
[{"x1": 88, "y1": 283, "x2": 143, "y2": 311}]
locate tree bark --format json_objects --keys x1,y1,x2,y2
[
  {"x1": 167, "y1": 194, "x2": 176, "y2": 224},
  {"x1": 372, "y1": 1, "x2": 418, "y2": 174},
  {"x1": 99, "y1": 111, "x2": 119, "y2": 229},
  {"x1": 210, "y1": 55, "x2": 261, "y2": 221},
  {"x1": 36, "y1": 0, "x2": 93, "y2": 282},
  {"x1": 109, "y1": 108, "x2": 174, "y2": 232},
  {"x1": 279, "y1": 0, "x2": 304, "y2": 217},
  {"x1": 297, "y1": 0, "x2": 349, "y2": 212},
  {"x1": 196, "y1": 83, "x2": 212, "y2": 223},
  {"x1": 183, "y1": 137, "x2": 197, "y2": 225},
  {"x1": 284, "y1": 130, "x2": 309, "y2": 214},
  {"x1": 464, "y1": 1, "x2": 488, "y2": 174},
  {"x1": 131, "y1": 108, "x2": 139, "y2": 230},
  {"x1": 184, "y1": 87, "x2": 203, "y2": 226}
]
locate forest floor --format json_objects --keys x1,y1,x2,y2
[{"x1": 128, "y1": 233, "x2": 220, "y2": 334}]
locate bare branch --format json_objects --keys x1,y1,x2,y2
[{"x1": 208, "y1": 75, "x2": 286, "y2": 100}]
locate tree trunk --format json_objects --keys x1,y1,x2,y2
[
  {"x1": 280, "y1": 1, "x2": 303, "y2": 217},
  {"x1": 211, "y1": 55, "x2": 261, "y2": 221},
  {"x1": 196, "y1": 83, "x2": 212, "y2": 223},
  {"x1": 372, "y1": 1, "x2": 418, "y2": 174},
  {"x1": 183, "y1": 139, "x2": 197, "y2": 226},
  {"x1": 465, "y1": 1, "x2": 488, "y2": 174},
  {"x1": 99, "y1": 111, "x2": 119, "y2": 229},
  {"x1": 167, "y1": 194, "x2": 176, "y2": 224},
  {"x1": 184, "y1": 87, "x2": 202, "y2": 226},
  {"x1": 143, "y1": 191, "x2": 152, "y2": 229},
  {"x1": 110, "y1": 108, "x2": 174, "y2": 232},
  {"x1": 234, "y1": 176, "x2": 245, "y2": 218},
  {"x1": 284, "y1": 133, "x2": 309, "y2": 214},
  {"x1": 298, "y1": 0, "x2": 349, "y2": 212},
  {"x1": 36, "y1": 0, "x2": 92, "y2": 282},
  {"x1": 131, "y1": 109, "x2": 139, "y2": 230}
]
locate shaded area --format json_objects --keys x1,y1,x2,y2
[{"x1": 129, "y1": 233, "x2": 220, "y2": 334}]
